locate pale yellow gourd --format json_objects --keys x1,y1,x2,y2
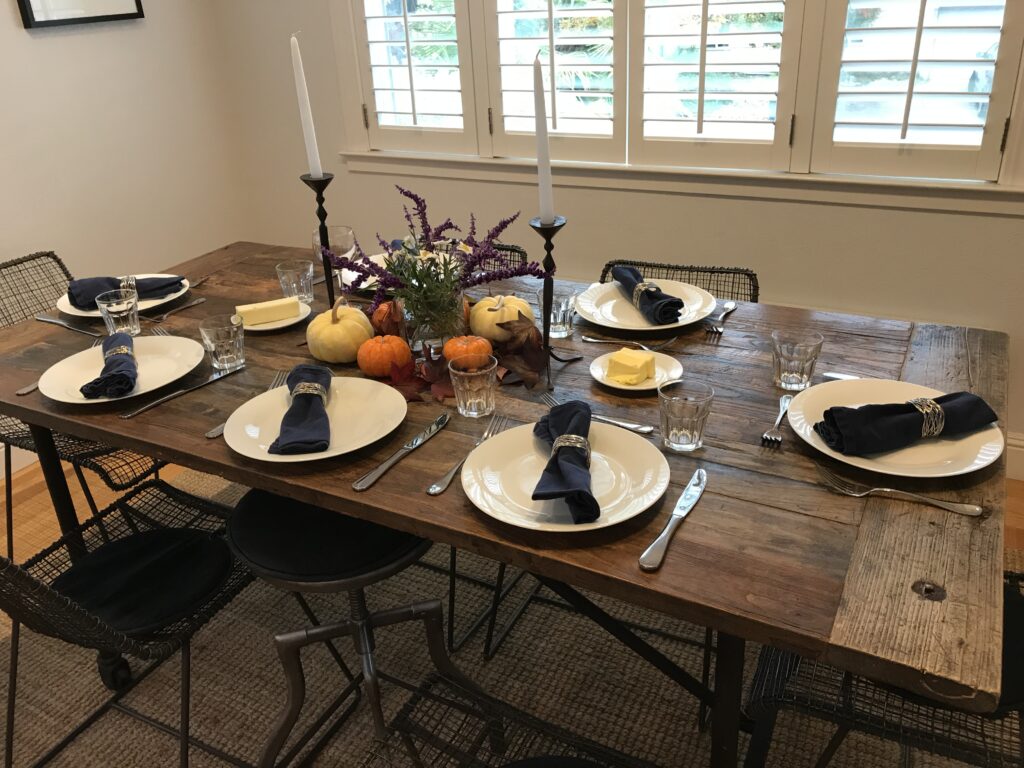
[
  {"x1": 306, "y1": 299, "x2": 374, "y2": 364},
  {"x1": 469, "y1": 295, "x2": 533, "y2": 343}
]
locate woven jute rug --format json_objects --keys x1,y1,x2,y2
[{"x1": 0, "y1": 470, "x2": 1014, "y2": 767}]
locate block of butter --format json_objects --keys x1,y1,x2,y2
[
  {"x1": 606, "y1": 347, "x2": 656, "y2": 385},
  {"x1": 235, "y1": 296, "x2": 301, "y2": 326}
]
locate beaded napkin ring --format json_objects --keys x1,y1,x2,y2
[
  {"x1": 907, "y1": 397, "x2": 945, "y2": 438},
  {"x1": 551, "y1": 434, "x2": 591, "y2": 467},
  {"x1": 292, "y1": 382, "x2": 329, "y2": 407},
  {"x1": 632, "y1": 281, "x2": 660, "y2": 308},
  {"x1": 104, "y1": 346, "x2": 134, "y2": 359}
]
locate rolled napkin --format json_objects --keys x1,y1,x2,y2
[
  {"x1": 611, "y1": 265, "x2": 684, "y2": 325},
  {"x1": 531, "y1": 400, "x2": 600, "y2": 524},
  {"x1": 80, "y1": 332, "x2": 138, "y2": 399},
  {"x1": 813, "y1": 391, "x2": 997, "y2": 456},
  {"x1": 68, "y1": 275, "x2": 184, "y2": 310},
  {"x1": 268, "y1": 364, "x2": 333, "y2": 455}
]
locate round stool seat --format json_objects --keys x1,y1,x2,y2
[
  {"x1": 228, "y1": 489, "x2": 428, "y2": 586},
  {"x1": 503, "y1": 759, "x2": 604, "y2": 768}
]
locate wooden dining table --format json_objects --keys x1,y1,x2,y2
[{"x1": 0, "y1": 242, "x2": 1008, "y2": 767}]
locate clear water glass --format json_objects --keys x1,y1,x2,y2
[
  {"x1": 199, "y1": 314, "x2": 245, "y2": 370},
  {"x1": 536, "y1": 287, "x2": 577, "y2": 339},
  {"x1": 313, "y1": 225, "x2": 356, "y2": 291},
  {"x1": 658, "y1": 380, "x2": 714, "y2": 452},
  {"x1": 771, "y1": 329, "x2": 824, "y2": 391},
  {"x1": 95, "y1": 289, "x2": 140, "y2": 337},
  {"x1": 276, "y1": 260, "x2": 315, "y2": 304},
  {"x1": 449, "y1": 354, "x2": 497, "y2": 418}
]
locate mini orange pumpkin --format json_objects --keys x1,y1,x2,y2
[
  {"x1": 371, "y1": 300, "x2": 404, "y2": 337},
  {"x1": 442, "y1": 335, "x2": 493, "y2": 370},
  {"x1": 357, "y1": 335, "x2": 413, "y2": 378}
]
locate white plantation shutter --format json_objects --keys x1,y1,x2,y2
[
  {"x1": 810, "y1": 0, "x2": 1024, "y2": 180},
  {"x1": 627, "y1": 0, "x2": 806, "y2": 170}
]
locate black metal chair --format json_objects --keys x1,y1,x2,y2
[
  {"x1": 1, "y1": 480, "x2": 252, "y2": 768},
  {"x1": 743, "y1": 570, "x2": 1024, "y2": 768},
  {"x1": 598, "y1": 259, "x2": 760, "y2": 303}
]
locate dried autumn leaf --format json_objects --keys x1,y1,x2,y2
[
  {"x1": 498, "y1": 353, "x2": 542, "y2": 389},
  {"x1": 388, "y1": 359, "x2": 428, "y2": 402},
  {"x1": 495, "y1": 311, "x2": 542, "y2": 352}
]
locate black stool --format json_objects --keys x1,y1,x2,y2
[{"x1": 228, "y1": 489, "x2": 486, "y2": 767}]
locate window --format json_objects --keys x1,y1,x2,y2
[{"x1": 348, "y1": 0, "x2": 1024, "y2": 181}]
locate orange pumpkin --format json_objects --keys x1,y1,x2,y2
[
  {"x1": 442, "y1": 335, "x2": 493, "y2": 370},
  {"x1": 371, "y1": 300, "x2": 404, "y2": 337},
  {"x1": 357, "y1": 335, "x2": 413, "y2": 378}
]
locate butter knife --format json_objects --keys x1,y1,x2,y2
[
  {"x1": 822, "y1": 372, "x2": 860, "y2": 381},
  {"x1": 353, "y1": 412, "x2": 450, "y2": 491},
  {"x1": 639, "y1": 468, "x2": 707, "y2": 572},
  {"x1": 34, "y1": 315, "x2": 102, "y2": 338},
  {"x1": 119, "y1": 365, "x2": 245, "y2": 419}
]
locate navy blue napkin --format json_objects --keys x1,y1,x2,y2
[
  {"x1": 611, "y1": 265, "x2": 684, "y2": 325},
  {"x1": 531, "y1": 401, "x2": 600, "y2": 524},
  {"x1": 813, "y1": 391, "x2": 997, "y2": 456},
  {"x1": 268, "y1": 364, "x2": 333, "y2": 455},
  {"x1": 68, "y1": 275, "x2": 184, "y2": 310},
  {"x1": 79, "y1": 333, "x2": 138, "y2": 399}
]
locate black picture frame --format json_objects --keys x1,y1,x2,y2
[{"x1": 17, "y1": 0, "x2": 143, "y2": 29}]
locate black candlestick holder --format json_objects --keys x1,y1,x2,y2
[
  {"x1": 301, "y1": 172, "x2": 336, "y2": 307},
  {"x1": 530, "y1": 215, "x2": 571, "y2": 388}
]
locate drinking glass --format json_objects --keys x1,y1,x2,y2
[
  {"x1": 536, "y1": 287, "x2": 577, "y2": 339},
  {"x1": 276, "y1": 260, "x2": 315, "y2": 304},
  {"x1": 313, "y1": 225, "x2": 355, "y2": 291},
  {"x1": 199, "y1": 314, "x2": 245, "y2": 370},
  {"x1": 95, "y1": 289, "x2": 140, "y2": 337},
  {"x1": 658, "y1": 380, "x2": 714, "y2": 452},
  {"x1": 771, "y1": 329, "x2": 824, "y2": 391},
  {"x1": 449, "y1": 354, "x2": 498, "y2": 418}
]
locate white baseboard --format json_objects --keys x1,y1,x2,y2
[{"x1": 1009, "y1": 431, "x2": 1024, "y2": 481}]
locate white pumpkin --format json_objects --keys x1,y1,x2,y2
[
  {"x1": 306, "y1": 299, "x2": 374, "y2": 364},
  {"x1": 469, "y1": 295, "x2": 533, "y2": 343}
]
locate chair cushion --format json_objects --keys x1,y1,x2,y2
[
  {"x1": 1000, "y1": 578, "x2": 1024, "y2": 707},
  {"x1": 51, "y1": 528, "x2": 232, "y2": 636},
  {"x1": 227, "y1": 489, "x2": 427, "y2": 584},
  {"x1": 503, "y1": 759, "x2": 604, "y2": 768}
]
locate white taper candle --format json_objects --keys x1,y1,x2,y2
[
  {"x1": 291, "y1": 34, "x2": 323, "y2": 179},
  {"x1": 533, "y1": 53, "x2": 555, "y2": 226}
]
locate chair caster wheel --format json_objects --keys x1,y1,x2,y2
[{"x1": 97, "y1": 652, "x2": 132, "y2": 691}]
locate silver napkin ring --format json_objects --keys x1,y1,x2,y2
[
  {"x1": 551, "y1": 434, "x2": 591, "y2": 467},
  {"x1": 104, "y1": 345, "x2": 133, "y2": 359},
  {"x1": 632, "y1": 281, "x2": 660, "y2": 308},
  {"x1": 292, "y1": 382, "x2": 328, "y2": 406},
  {"x1": 908, "y1": 397, "x2": 945, "y2": 438}
]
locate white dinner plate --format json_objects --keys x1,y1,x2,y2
[
  {"x1": 589, "y1": 351, "x2": 683, "y2": 392},
  {"x1": 787, "y1": 378, "x2": 1005, "y2": 478},
  {"x1": 461, "y1": 422, "x2": 671, "y2": 532},
  {"x1": 223, "y1": 377, "x2": 408, "y2": 463},
  {"x1": 338, "y1": 253, "x2": 387, "y2": 291},
  {"x1": 38, "y1": 336, "x2": 205, "y2": 404},
  {"x1": 242, "y1": 302, "x2": 312, "y2": 331},
  {"x1": 574, "y1": 280, "x2": 717, "y2": 331},
  {"x1": 57, "y1": 274, "x2": 191, "y2": 317}
]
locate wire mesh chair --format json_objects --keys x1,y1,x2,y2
[
  {"x1": 1, "y1": 480, "x2": 252, "y2": 768},
  {"x1": 598, "y1": 259, "x2": 760, "y2": 303},
  {"x1": 433, "y1": 240, "x2": 530, "y2": 274},
  {"x1": 743, "y1": 571, "x2": 1024, "y2": 768}
]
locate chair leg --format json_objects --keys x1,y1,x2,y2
[
  {"x1": 813, "y1": 724, "x2": 850, "y2": 768},
  {"x1": 71, "y1": 464, "x2": 101, "y2": 518},
  {"x1": 446, "y1": 546, "x2": 457, "y2": 652},
  {"x1": 742, "y1": 706, "x2": 777, "y2": 768},
  {"x1": 698, "y1": 627, "x2": 713, "y2": 732},
  {"x1": 5, "y1": 621, "x2": 19, "y2": 768},
  {"x1": 291, "y1": 592, "x2": 357, "y2": 683},
  {"x1": 350, "y1": 589, "x2": 387, "y2": 741},
  {"x1": 482, "y1": 562, "x2": 507, "y2": 657},
  {"x1": 180, "y1": 640, "x2": 191, "y2": 768},
  {"x1": 4, "y1": 447, "x2": 13, "y2": 561}
]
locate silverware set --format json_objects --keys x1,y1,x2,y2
[
  {"x1": 761, "y1": 395, "x2": 793, "y2": 446},
  {"x1": 206, "y1": 370, "x2": 286, "y2": 439},
  {"x1": 427, "y1": 411, "x2": 508, "y2": 496},
  {"x1": 704, "y1": 300, "x2": 737, "y2": 335},
  {"x1": 353, "y1": 411, "x2": 450, "y2": 491},
  {"x1": 541, "y1": 392, "x2": 654, "y2": 435}
]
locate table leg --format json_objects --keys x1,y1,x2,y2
[
  {"x1": 27, "y1": 426, "x2": 84, "y2": 550},
  {"x1": 711, "y1": 631, "x2": 746, "y2": 768}
]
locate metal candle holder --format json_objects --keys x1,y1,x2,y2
[
  {"x1": 530, "y1": 214, "x2": 568, "y2": 388},
  {"x1": 301, "y1": 172, "x2": 336, "y2": 307}
]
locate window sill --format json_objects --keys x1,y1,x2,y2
[{"x1": 340, "y1": 150, "x2": 1024, "y2": 218}]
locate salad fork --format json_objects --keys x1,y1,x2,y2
[
  {"x1": 817, "y1": 465, "x2": 983, "y2": 517},
  {"x1": 426, "y1": 411, "x2": 508, "y2": 495},
  {"x1": 17, "y1": 337, "x2": 104, "y2": 396},
  {"x1": 541, "y1": 392, "x2": 654, "y2": 435},
  {"x1": 580, "y1": 335, "x2": 678, "y2": 353},
  {"x1": 705, "y1": 300, "x2": 737, "y2": 336},
  {"x1": 206, "y1": 370, "x2": 287, "y2": 439},
  {"x1": 761, "y1": 395, "x2": 793, "y2": 446}
]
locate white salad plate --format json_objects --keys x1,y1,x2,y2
[
  {"x1": 574, "y1": 280, "x2": 716, "y2": 331},
  {"x1": 461, "y1": 422, "x2": 670, "y2": 532},
  {"x1": 589, "y1": 351, "x2": 683, "y2": 392},
  {"x1": 38, "y1": 336, "x2": 205, "y2": 404},
  {"x1": 787, "y1": 378, "x2": 1004, "y2": 478},
  {"x1": 223, "y1": 377, "x2": 408, "y2": 463},
  {"x1": 243, "y1": 302, "x2": 312, "y2": 331},
  {"x1": 57, "y1": 274, "x2": 190, "y2": 317},
  {"x1": 338, "y1": 253, "x2": 388, "y2": 291}
]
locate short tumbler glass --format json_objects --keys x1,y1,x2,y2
[
  {"x1": 658, "y1": 380, "x2": 714, "y2": 452},
  {"x1": 199, "y1": 314, "x2": 245, "y2": 370},
  {"x1": 276, "y1": 260, "x2": 315, "y2": 304},
  {"x1": 95, "y1": 289, "x2": 140, "y2": 337},
  {"x1": 536, "y1": 287, "x2": 577, "y2": 339},
  {"x1": 313, "y1": 226, "x2": 356, "y2": 291},
  {"x1": 771, "y1": 329, "x2": 824, "y2": 391},
  {"x1": 449, "y1": 354, "x2": 498, "y2": 418}
]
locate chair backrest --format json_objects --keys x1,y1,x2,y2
[
  {"x1": 434, "y1": 240, "x2": 528, "y2": 273},
  {"x1": 598, "y1": 259, "x2": 759, "y2": 303},
  {"x1": 0, "y1": 251, "x2": 73, "y2": 328}
]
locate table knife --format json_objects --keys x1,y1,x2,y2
[
  {"x1": 822, "y1": 372, "x2": 860, "y2": 381},
  {"x1": 34, "y1": 315, "x2": 102, "y2": 338},
  {"x1": 119, "y1": 365, "x2": 245, "y2": 419},
  {"x1": 639, "y1": 468, "x2": 707, "y2": 572},
  {"x1": 353, "y1": 412, "x2": 450, "y2": 491}
]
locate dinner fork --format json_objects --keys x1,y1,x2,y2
[
  {"x1": 541, "y1": 392, "x2": 654, "y2": 435},
  {"x1": 141, "y1": 297, "x2": 207, "y2": 323},
  {"x1": 705, "y1": 301, "x2": 738, "y2": 335},
  {"x1": 761, "y1": 394, "x2": 793, "y2": 446},
  {"x1": 817, "y1": 465, "x2": 984, "y2": 517},
  {"x1": 17, "y1": 337, "x2": 104, "y2": 396},
  {"x1": 206, "y1": 370, "x2": 287, "y2": 439},
  {"x1": 426, "y1": 411, "x2": 509, "y2": 495},
  {"x1": 120, "y1": 275, "x2": 137, "y2": 294},
  {"x1": 580, "y1": 335, "x2": 678, "y2": 353},
  {"x1": 150, "y1": 326, "x2": 170, "y2": 337}
]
